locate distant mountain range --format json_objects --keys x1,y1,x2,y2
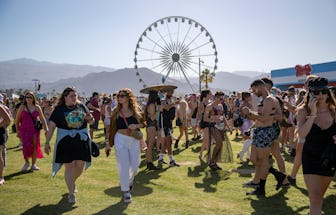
[
  {"x1": 0, "y1": 58, "x2": 115, "y2": 86},
  {"x1": 0, "y1": 58, "x2": 269, "y2": 96}
]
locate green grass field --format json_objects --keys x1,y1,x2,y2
[{"x1": 1, "y1": 122, "x2": 336, "y2": 215}]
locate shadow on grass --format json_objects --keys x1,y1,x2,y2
[
  {"x1": 21, "y1": 194, "x2": 77, "y2": 215},
  {"x1": 194, "y1": 170, "x2": 232, "y2": 193},
  {"x1": 189, "y1": 160, "x2": 232, "y2": 193},
  {"x1": 291, "y1": 183, "x2": 308, "y2": 197},
  {"x1": 6, "y1": 145, "x2": 22, "y2": 151},
  {"x1": 98, "y1": 167, "x2": 170, "y2": 214},
  {"x1": 95, "y1": 133, "x2": 106, "y2": 139},
  {"x1": 93, "y1": 198, "x2": 128, "y2": 215},
  {"x1": 233, "y1": 136, "x2": 243, "y2": 142},
  {"x1": 104, "y1": 167, "x2": 169, "y2": 198},
  {"x1": 323, "y1": 194, "x2": 336, "y2": 214},
  {"x1": 234, "y1": 162, "x2": 255, "y2": 178},
  {"x1": 248, "y1": 185, "x2": 336, "y2": 215},
  {"x1": 187, "y1": 159, "x2": 208, "y2": 178},
  {"x1": 4, "y1": 170, "x2": 34, "y2": 181},
  {"x1": 283, "y1": 153, "x2": 295, "y2": 163},
  {"x1": 248, "y1": 188, "x2": 309, "y2": 215},
  {"x1": 191, "y1": 146, "x2": 201, "y2": 153}
]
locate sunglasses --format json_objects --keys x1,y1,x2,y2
[
  {"x1": 25, "y1": 96, "x2": 33, "y2": 99},
  {"x1": 310, "y1": 89, "x2": 329, "y2": 95},
  {"x1": 117, "y1": 94, "x2": 127, "y2": 98}
]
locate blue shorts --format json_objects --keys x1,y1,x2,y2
[{"x1": 252, "y1": 126, "x2": 274, "y2": 148}]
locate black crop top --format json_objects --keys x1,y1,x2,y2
[{"x1": 116, "y1": 115, "x2": 139, "y2": 129}]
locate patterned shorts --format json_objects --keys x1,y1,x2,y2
[{"x1": 252, "y1": 126, "x2": 274, "y2": 148}]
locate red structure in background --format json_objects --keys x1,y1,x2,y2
[{"x1": 295, "y1": 64, "x2": 312, "y2": 77}]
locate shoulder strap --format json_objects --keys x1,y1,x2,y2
[
  {"x1": 80, "y1": 103, "x2": 89, "y2": 114},
  {"x1": 119, "y1": 110, "x2": 129, "y2": 127},
  {"x1": 25, "y1": 105, "x2": 36, "y2": 124}
]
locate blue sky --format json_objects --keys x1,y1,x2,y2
[{"x1": 0, "y1": 0, "x2": 335, "y2": 73}]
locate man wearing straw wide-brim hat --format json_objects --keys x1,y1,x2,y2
[{"x1": 156, "y1": 88, "x2": 180, "y2": 167}]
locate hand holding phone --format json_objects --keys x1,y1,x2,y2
[{"x1": 308, "y1": 93, "x2": 317, "y2": 115}]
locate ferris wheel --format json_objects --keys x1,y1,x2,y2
[{"x1": 134, "y1": 16, "x2": 218, "y2": 92}]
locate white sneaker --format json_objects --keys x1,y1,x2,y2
[
  {"x1": 0, "y1": 178, "x2": 5, "y2": 185},
  {"x1": 21, "y1": 163, "x2": 30, "y2": 172},
  {"x1": 31, "y1": 164, "x2": 40, "y2": 171},
  {"x1": 123, "y1": 191, "x2": 132, "y2": 203},
  {"x1": 68, "y1": 194, "x2": 76, "y2": 203}
]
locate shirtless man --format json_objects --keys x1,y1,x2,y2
[
  {"x1": 204, "y1": 91, "x2": 232, "y2": 170},
  {"x1": 262, "y1": 78, "x2": 289, "y2": 189},
  {"x1": 241, "y1": 79, "x2": 282, "y2": 196},
  {"x1": 158, "y1": 90, "x2": 179, "y2": 167},
  {"x1": 175, "y1": 98, "x2": 189, "y2": 149}
]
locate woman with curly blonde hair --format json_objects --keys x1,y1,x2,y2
[{"x1": 106, "y1": 88, "x2": 145, "y2": 203}]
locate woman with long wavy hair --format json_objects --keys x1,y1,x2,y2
[
  {"x1": 106, "y1": 88, "x2": 145, "y2": 203},
  {"x1": 15, "y1": 92, "x2": 48, "y2": 172},
  {"x1": 297, "y1": 77, "x2": 336, "y2": 215},
  {"x1": 144, "y1": 91, "x2": 160, "y2": 170},
  {"x1": 45, "y1": 87, "x2": 95, "y2": 204},
  {"x1": 197, "y1": 89, "x2": 212, "y2": 160}
]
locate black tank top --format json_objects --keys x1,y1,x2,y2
[
  {"x1": 304, "y1": 121, "x2": 336, "y2": 158},
  {"x1": 116, "y1": 115, "x2": 138, "y2": 130}
]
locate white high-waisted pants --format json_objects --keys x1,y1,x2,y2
[{"x1": 114, "y1": 132, "x2": 141, "y2": 192}]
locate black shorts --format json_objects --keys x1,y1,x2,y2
[
  {"x1": 90, "y1": 120, "x2": 99, "y2": 130},
  {"x1": 0, "y1": 127, "x2": 8, "y2": 146},
  {"x1": 176, "y1": 118, "x2": 183, "y2": 127},
  {"x1": 200, "y1": 121, "x2": 214, "y2": 129},
  {"x1": 55, "y1": 134, "x2": 91, "y2": 163}
]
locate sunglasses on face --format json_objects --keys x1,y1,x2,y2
[
  {"x1": 117, "y1": 94, "x2": 127, "y2": 98},
  {"x1": 310, "y1": 89, "x2": 329, "y2": 95},
  {"x1": 25, "y1": 96, "x2": 33, "y2": 99}
]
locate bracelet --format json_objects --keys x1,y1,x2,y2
[{"x1": 45, "y1": 142, "x2": 50, "y2": 146}]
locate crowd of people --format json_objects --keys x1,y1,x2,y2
[{"x1": 0, "y1": 76, "x2": 336, "y2": 215}]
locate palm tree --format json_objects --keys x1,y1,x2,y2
[{"x1": 200, "y1": 68, "x2": 215, "y2": 89}]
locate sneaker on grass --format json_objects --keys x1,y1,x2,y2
[
  {"x1": 123, "y1": 191, "x2": 132, "y2": 203},
  {"x1": 21, "y1": 162, "x2": 30, "y2": 172}
]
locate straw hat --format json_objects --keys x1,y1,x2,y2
[{"x1": 140, "y1": 84, "x2": 177, "y2": 94}]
